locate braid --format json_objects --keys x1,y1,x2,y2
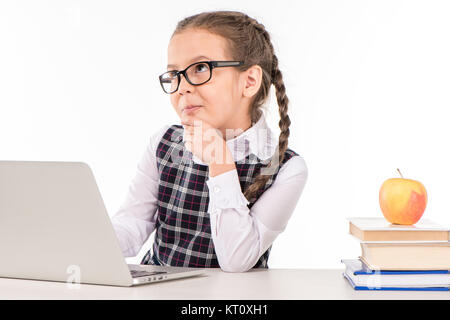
[
  {"x1": 242, "y1": 20, "x2": 291, "y2": 203},
  {"x1": 272, "y1": 53, "x2": 291, "y2": 168}
]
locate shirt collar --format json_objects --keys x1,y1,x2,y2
[{"x1": 191, "y1": 113, "x2": 278, "y2": 165}]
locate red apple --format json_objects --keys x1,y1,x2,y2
[{"x1": 379, "y1": 169, "x2": 427, "y2": 225}]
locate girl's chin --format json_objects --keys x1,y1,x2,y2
[{"x1": 180, "y1": 110, "x2": 209, "y2": 122}]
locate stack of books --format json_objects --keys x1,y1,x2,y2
[{"x1": 343, "y1": 217, "x2": 450, "y2": 291}]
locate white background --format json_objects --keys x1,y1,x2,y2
[{"x1": 1, "y1": 0, "x2": 450, "y2": 269}]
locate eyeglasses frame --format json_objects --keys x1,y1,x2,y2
[{"x1": 159, "y1": 60, "x2": 244, "y2": 94}]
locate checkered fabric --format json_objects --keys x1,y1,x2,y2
[{"x1": 140, "y1": 125, "x2": 299, "y2": 268}]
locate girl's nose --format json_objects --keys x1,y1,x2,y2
[{"x1": 177, "y1": 74, "x2": 194, "y2": 95}]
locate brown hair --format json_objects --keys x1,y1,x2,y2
[{"x1": 173, "y1": 10, "x2": 291, "y2": 203}]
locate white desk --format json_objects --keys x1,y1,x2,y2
[{"x1": 0, "y1": 268, "x2": 449, "y2": 300}]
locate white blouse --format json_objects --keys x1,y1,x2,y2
[{"x1": 111, "y1": 114, "x2": 308, "y2": 272}]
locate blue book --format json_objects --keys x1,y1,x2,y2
[
  {"x1": 346, "y1": 258, "x2": 450, "y2": 275},
  {"x1": 341, "y1": 259, "x2": 450, "y2": 291},
  {"x1": 343, "y1": 272, "x2": 449, "y2": 291}
]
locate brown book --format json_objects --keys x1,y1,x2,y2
[
  {"x1": 360, "y1": 242, "x2": 450, "y2": 270},
  {"x1": 348, "y1": 217, "x2": 449, "y2": 242}
]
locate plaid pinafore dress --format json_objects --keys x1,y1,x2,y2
[{"x1": 140, "y1": 125, "x2": 298, "y2": 268}]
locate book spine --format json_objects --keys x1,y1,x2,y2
[{"x1": 360, "y1": 242, "x2": 450, "y2": 270}]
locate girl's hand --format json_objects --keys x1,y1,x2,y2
[{"x1": 181, "y1": 113, "x2": 233, "y2": 166}]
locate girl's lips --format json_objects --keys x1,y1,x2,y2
[{"x1": 182, "y1": 106, "x2": 202, "y2": 114}]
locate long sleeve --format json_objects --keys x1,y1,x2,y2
[
  {"x1": 206, "y1": 155, "x2": 308, "y2": 272},
  {"x1": 111, "y1": 125, "x2": 170, "y2": 257}
]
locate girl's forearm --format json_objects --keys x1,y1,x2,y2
[
  {"x1": 208, "y1": 161, "x2": 236, "y2": 177},
  {"x1": 208, "y1": 141, "x2": 236, "y2": 177}
]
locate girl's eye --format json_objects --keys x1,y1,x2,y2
[{"x1": 194, "y1": 63, "x2": 209, "y2": 73}]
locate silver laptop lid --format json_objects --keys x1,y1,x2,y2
[{"x1": 0, "y1": 161, "x2": 133, "y2": 286}]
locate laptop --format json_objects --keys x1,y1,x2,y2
[{"x1": 0, "y1": 160, "x2": 205, "y2": 286}]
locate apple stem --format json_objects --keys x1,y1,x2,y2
[{"x1": 397, "y1": 168, "x2": 404, "y2": 178}]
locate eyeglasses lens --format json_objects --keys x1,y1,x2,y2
[{"x1": 160, "y1": 62, "x2": 211, "y2": 93}]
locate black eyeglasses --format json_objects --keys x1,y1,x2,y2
[{"x1": 159, "y1": 60, "x2": 244, "y2": 94}]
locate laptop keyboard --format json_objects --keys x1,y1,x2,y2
[{"x1": 130, "y1": 269, "x2": 167, "y2": 278}]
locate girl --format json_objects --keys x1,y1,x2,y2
[{"x1": 112, "y1": 10, "x2": 308, "y2": 272}]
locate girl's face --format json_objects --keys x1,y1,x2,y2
[{"x1": 167, "y1": 28, "x2": 251, "y2": 137}]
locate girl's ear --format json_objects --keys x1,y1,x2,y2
[{"x1": 241, "y1": 65, "x2": 263, "y2": 98}]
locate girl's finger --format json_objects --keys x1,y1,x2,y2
[
  {"x1": 183, "y1": 133, "x2": 192, "y2": 142},
  {"x1": 183, "y1": 126, "x2": 194, "y2": 136}
]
